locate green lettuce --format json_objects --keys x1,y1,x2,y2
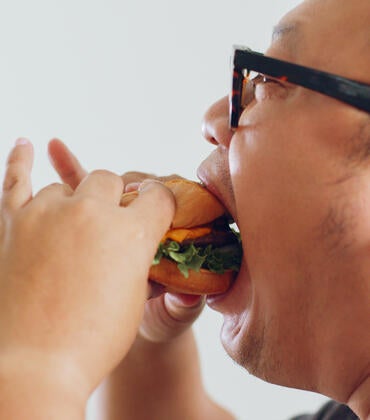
[{"x1": 153, "y1": 230, "x2": 242, "y2": 279}]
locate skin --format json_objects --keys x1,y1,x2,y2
[
  {"x1": 200, "y1": 0, "x2": 370, "y2": 417},
  {"x1": 0, "y1": 139, "x2": 175, "y2": 418},
  {"x1": 3, "y1": 0, "x2": 368, "y2": 419},
  {"x1": 48, "y1": 1, "x2": 370, "y2": 418},
  {"x1": 48, "y1": 138, "x2": 233, "y2": 419}
]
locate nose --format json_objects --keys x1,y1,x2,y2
[{"x1": 201, "y1": 95, "x2": 234, "y2": 147}]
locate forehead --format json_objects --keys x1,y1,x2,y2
[{"x1": 268, "y1": 0, "x2": 370, "y2": 81}]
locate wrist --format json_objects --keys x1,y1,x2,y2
[{"x1": 0, "y1": 349, "x2": 89, "y2": 420}]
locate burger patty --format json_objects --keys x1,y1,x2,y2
[{"x1": 182, "y1": 229, "x2": 238, "y2": 248}]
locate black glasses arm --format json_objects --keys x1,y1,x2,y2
[{"x1": 234, "y1": 50, "x2": 370, "y2": 113}]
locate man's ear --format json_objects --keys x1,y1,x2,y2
[{"x1": 48, "y1": 138, "x2": 88, "y2": 190}]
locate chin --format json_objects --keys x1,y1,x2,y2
[
  {"x1": 220, "y1": 304, "x2": 316, "y2": 391},
  {"x1": 205, "y1": 261, "x2": 265, "y2": 376},
  {"x1": 220, "y1": 301, "x2": 268, "y2": 379}
]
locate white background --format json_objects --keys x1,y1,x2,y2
[{"x1": 0, "y1": 0, "x2": 329, "y2": 419}]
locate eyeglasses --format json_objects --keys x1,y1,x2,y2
[{"x1": 230, "y1": 46, "x2": 370, "y2": 129}]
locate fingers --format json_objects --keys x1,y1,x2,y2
[
  {"x1": 121, "y1": 171, "x2": 155, "y2": 190},
  {"x1": 1, "y1": 138, "x2": 34, "y2": 215},
  {"x1": 165, "y1": 293, "x2": 205, "y2": 324},
  {"x1": 128, "y1": 180, "x2": 175, "y2": 245},
  {"x1": 122, "y1": 172, "x2": 182, "y2": 193},
  {"x1": 48, "y1": 138, "x2": 87, "y2": 190},
  {"x1": 74, "y1": 170, "x2": 124, "y2": 204},
  {"x1": 124, "y1": 182, "x2": 141, "y2": 193},
  {"x1": 139, "y1": 293, "x2": 205, "y2": 342}
]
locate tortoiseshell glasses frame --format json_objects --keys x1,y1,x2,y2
[{"x1": 230, "y1": 46, "x2": 370, "y2": 129}]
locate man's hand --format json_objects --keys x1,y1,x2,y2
[
  {"x1": 48, "y1": 138, "x2": 205, "y2": 343},
  {"x1": 48, "y1": 138, "x2": 234, "y2": 420},
  {"x1": 0, "y1": 138, "x2": 175, "y2": 408}
]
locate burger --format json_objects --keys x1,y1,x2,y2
[{"x1": 120, "y1": 179, "x2": 242, "y2": 295}]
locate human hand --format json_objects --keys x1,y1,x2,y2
[
  {"x1": 0, "y1": 138, "x2": 175, "y2": 398},
  {"x1": 48, "y1": 138, "x2": 205, "y2": 343}
]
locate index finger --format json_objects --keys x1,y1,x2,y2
[
  {"x1": 48, "y1": 139, "x2": 88, "y2": 190},
  {"x1": 74, "y1": 170, "x2": 124, "y2": 204},
  {"x1": 128, "y1": 180, "x2": 175, "y2": 246}
]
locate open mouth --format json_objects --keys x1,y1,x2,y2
[{"x1": 156, "y1": 216, "x2": 242, "y2": 278}]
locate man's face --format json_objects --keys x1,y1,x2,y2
[{"x1": 198, "y1": 0, "x2": 370, "y2": 392}]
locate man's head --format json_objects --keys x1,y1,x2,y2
[{"x1": 198, "y1": 0, "x2": 370, "y2": 407}]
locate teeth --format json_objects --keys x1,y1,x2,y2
[{"x1": 229, "y1": 221, "x2": 240, "y2": 233}]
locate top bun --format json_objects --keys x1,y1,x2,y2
[{"x1": 120, "y1": 178, "x2": 226, "y2": 228}]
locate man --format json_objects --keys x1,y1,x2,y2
[
  {"x1": 0, "y1": 0, "x2": 368, "y2": 419},
  {"x1": 48, "y1": 1, "x2": 370, "y2": 419}
]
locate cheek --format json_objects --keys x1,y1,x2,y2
[
  {"x1": 228, "y1": 114, "x2": 341, "y2": 248},
  {"x1": 229, "y1": 123, "x2": 310, "y2": 248},
  {"x1": 228, "y1": 123, "x2": 333, "y2": 308}
]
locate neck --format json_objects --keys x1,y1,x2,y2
[{"x1": 347, "y1": 373, "x2": 370, "y2": 420}]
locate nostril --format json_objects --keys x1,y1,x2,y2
[
  {"x1": 209, "y1": 137, "x2": 219, "y2": 146},
  {"x1": 201, "y1": 120, "x2": 220, "y2": 146},
  {"x1": 201, "y1": 95, "x2": 233, "y2": 147}
]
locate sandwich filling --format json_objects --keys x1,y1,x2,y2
[{"x1": 153, "y1": 217, "x2": 242, "y2": 278}]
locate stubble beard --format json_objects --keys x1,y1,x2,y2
[{"x1": 221, "y1": 313, "x2": 271, "y2": 380}]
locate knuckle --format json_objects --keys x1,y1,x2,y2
[
  {"x1": 46, "y1": 182, "x2": 62, "y2": 190},
  {"x1": 3, "y1": 165, "x2": 27, "y2": 191},
  {"x1": 91, "y1": 169, "x2": 123, "y2": 187},
  {"x1": 140, "y1": 181, "x2": 175, "y2": 213},
  {"x1": 90, "y1": 169, "x2": 114, "y2": 178},
  {"x1": 35, "y1": 182, "x2": 62, "y2": 197},
  {"x1": 90, "y1": 168, "x2": 107, "y2": 176},
  {"x1": 6, "y1": 150, "x2": 24, "y2": 166},
  {"x1": 121, "y1": 171, "x2": 153, "y2": 183},
  {"x1": 152, "y1": 183, "x2": 175, "y2": 208}
]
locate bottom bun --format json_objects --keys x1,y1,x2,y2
[{"x1": 149, "y1": 258, "x2": 235, "y2": 295}]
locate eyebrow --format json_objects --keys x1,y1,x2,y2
[
  {"x1": 271, "y1": 22, "x2": 300, "y2": 52},
  {"x1": 272, "y1": 22, "x2": 299, "y2": 40}
]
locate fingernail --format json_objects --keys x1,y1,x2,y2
[
  {"x1": 167, "y1": 293, "x2": 204, "y2": 308},
  {"x1": 125, "y1": 182, "x2": 141, "y2": 193},
  {"x1": 138, "y1": 179, "x2": 162, "y2": 192},
  {"x1": 15, "y1": 137, "x2": 30, "y2": 146}
]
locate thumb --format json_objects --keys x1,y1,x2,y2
[
  {"x1": 165, "y1": 293, "x2": 206, "y2": 324},
  {"x1": 127, "y1": 180, "x2": 175, "y2": 254},
  {"x1": 1, "y1": 138, "x2": 34, "y2": 216},
  {"x1": 139, "y1": 293, "x2": 205, "y2": 343}
]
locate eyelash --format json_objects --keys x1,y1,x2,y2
[
  {"x1": 240, "y1": 74, "x2": 288, "y2": 111},
  {"x1": 253, "y1": 75, "x2": 284, "y2": 87},
  {"x1": 252, "y1": 74, "x2": 288, "y2": 101}
]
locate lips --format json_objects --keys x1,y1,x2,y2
[
  {"x1": 206, "y1": 258, "x2": 250, "y2": 313},
  {"x1": 197, "y1": 169, "x2": 238, "y2": 226},
  {"x1": 197, "y1": 161, "x2": 251, "y2": 313}
]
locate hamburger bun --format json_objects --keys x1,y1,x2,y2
[{"x1": 120, "y1": 178, "x2": 240, "y2": 295}]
